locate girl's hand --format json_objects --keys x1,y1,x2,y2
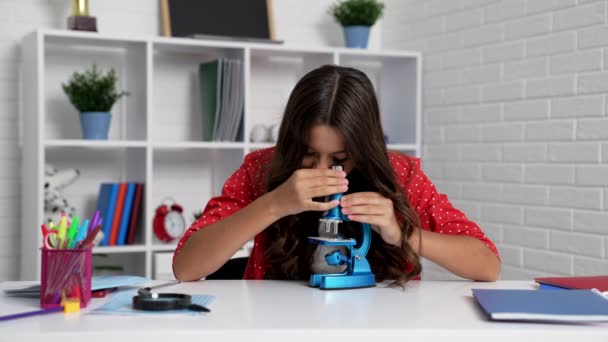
[
  {"x1": 340, "y1": 192, "x2": 402, "y2": 246},
  {"x1": 270, "y1": 168, "x2": 348, "y2": 217}
]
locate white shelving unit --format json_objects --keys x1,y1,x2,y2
[{"x1": 20, "y1": 29, "x2": 421, "y2": 280}]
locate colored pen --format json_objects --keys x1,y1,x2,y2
[
  {"x1": 0, "y1": 307, "x2": 63, "y2": 322},
  {"x1": 73, "y1": 219, "x2": 89, "y2": 248},
  {"x1": 89, "y1": 210, "x2": 100, "y2": 234},
  {"x1": 66, "y1": 215, "x2": 80, "y2": 249},
  {"x1": 57, "y1": 216, "x2": 68, "y2": 249},
  {"x1": 78, "y1": 224, "x2": 102, "y2": 249}
]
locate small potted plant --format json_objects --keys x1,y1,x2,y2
[
  {"x1": 62, "y1": 64, "x2": 129, "y2": 140},
  {"x1": 329, "y1": 0, "x2": 385, "y2": 49}
]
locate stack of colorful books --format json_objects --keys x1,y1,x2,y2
[{"x1": 95, "y1": 183, "x2": 144, "y2": 246}]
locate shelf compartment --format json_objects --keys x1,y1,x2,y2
[
  {"x1": 44, "y1": 146, "x2": 147, "y2": 245},
  {"x1": 92, "y1": 251, "x2": 146, "y2": 277},
  {"x1": 151, "y1": 44, "x2": 245, "y2": 142},
  {"x1": 247, "y1": 49, "x2": 334, "y2": 144},
  {"x1": 338, "y1": 53, "x2": 419, "y2": 146},
  {"x1": 152, "y1": 244, "x2": 179, "y2": 252},
  {"x1": 151, "y1": 148, "x2": 244, "y2": 245},
  {"x1": 153, "y1": 251, "x2": 176, "y2": 280},
  {"x1": 43, "y1": 35, "x2": 147, "y2": 141}
]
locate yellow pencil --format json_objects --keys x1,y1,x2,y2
[{"x1": 57, "y1": 216, "x2": 68, "y2": 249}]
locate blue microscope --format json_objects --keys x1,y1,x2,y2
[{"x1": 308, "y1": 165, "x2": 376, "y2": 290}]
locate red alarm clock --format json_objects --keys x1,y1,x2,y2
[{"x1": 153, "y1": 199, "x2": 186, "y2": 243}]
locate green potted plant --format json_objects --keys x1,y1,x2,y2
[
  {"x1": 329, "y1": 0, "x2": 385, "y2": 49},
  {"x1": 62, "y1": 64, "x2": 129, "y2": 140}
]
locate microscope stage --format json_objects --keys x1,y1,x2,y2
[{"x1": 307, "y1": 237, "x2": 357, "y2": 246}]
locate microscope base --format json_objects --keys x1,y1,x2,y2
[{"x1": 310, "y1": 272, "x2": 376, "y2": 290}]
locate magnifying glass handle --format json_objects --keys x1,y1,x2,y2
[{"x1": 185, "y1": 304, "x2": 211, "y2": 312}]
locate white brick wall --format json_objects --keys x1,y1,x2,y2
[
  {"x1": 385, "y1": 0, "x2": 608, "y2": 280},
  {"x1": 0, "y1": 0, "x2": 382, "y2": 281}
]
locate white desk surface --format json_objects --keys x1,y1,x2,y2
[{"x1": 0, "y1": 280, "x2": 607, "y2": 342}]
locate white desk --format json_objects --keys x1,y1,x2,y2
[{"x1": 0, "y1": 280, "x2": 606, "y2": 342}]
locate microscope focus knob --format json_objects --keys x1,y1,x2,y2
[{"x1": 325, "y1": 250, "x2": 349, "y2": 266}]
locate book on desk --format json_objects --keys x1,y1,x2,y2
[
  {"x1": 535, "y1": 275, "x2": 608, "y2": 292},
  {"x1": 472, "y1": 288, "x2": 608, "y2": 323}
]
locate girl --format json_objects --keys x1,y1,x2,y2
[{"x1": 173, "y1": 65, "x2": 500, "y2": 283}]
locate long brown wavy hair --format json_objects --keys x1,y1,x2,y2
[{"x1": 263, "y1": 65, "x2": 422, "y2": 284}]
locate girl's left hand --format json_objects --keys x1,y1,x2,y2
[{"x1": 340, "y1": 192, "x2": 402, "y2": 246}]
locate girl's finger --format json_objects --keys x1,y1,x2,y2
[
  {"x1": 307, "y1": 199, "x2": 340, "y2": 212},
  {"x1": 346, "y1": 214, "x2": 384, "y2": 227},
  {"x1": 304, "y1": 176, "x2": 349, "y2": 188},
  {"x1": 341, "y1": 204, "x2": 386, "y2": 216},
  {"x1": 307, "y1": 185, "x2": 349, "y2": 199},
  {"x1": 341, "y1": 192, "x2": 384, "y2": 207},
  {"x1": 295, "y1": 168, "x2": 346, "y2": 179}
]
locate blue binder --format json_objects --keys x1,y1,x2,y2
[
  {"x1": 472, "y1": 288, "x2": 608, "y2": 323},
  {"x1": 117, "y1": 183, "x2": 136, "y2": 245},
  {"x1": 97, "y1": 183, "x2": 119, "y2": 246}
]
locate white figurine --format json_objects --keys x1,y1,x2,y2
[
  {"x1": 250, "y1": 124, "x2": 269, "y2": 142},
  {"x1": 270, "y1": 123, "x2": 280, "y2": 142}
]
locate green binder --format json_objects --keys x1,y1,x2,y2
[{"x1": 199, "y1": 60, "x2": 221, "y2": 141}]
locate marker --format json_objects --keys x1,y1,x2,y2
[
  {"x1": 89, "y1": 210, "x2": 100, "y2": 234},
  {"x1": 73, "y1": 219, "x2": 89, "y2": 248},
  {"x1": 67, "y1": 215, "x2": 80, "y2": 249},
  {"x1": 77, "y1": 224, "x2": 102, "y2": 249},
  {"x1": 57, "y1": 216, "x2": 68, "y2": 249}
]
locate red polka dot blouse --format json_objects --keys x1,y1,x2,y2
[{"x1": 173, "y1": 147, "x2": 500, "y2": 279}]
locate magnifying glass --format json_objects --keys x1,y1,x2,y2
[
  {"x1": 132, "y1": 283, "x2": 210, "y2": 312},
  {"x1": 132, "y1": 292, "x2": 210, "y2": 312}
]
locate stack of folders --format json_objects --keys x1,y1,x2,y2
[
  {"x1": 199, "y1": 58, "x2": 244, "y2": 142},
  {"x1": 95, "y1": 183, "x2": 144, "y2": 246}
]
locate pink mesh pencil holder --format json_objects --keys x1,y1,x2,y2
[{"x1": 40, "y1": 247, "x2": 92, "y2": 309}]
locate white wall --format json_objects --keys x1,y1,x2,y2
[
  {"x1": 0, "y1": 0, "x2": 382, "y2": 281},
  {"x1": 384, "y1": 0, "x2": 608, "y2": 279}
]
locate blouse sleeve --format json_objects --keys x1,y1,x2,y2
[
  {"x1": 392, "y1": 153, "x2": 500, "y2": 259},
  {"x1": 172, "y1": 153, "x2": 256, "y2": 262}
]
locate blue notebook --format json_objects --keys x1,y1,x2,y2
[
  {"x1": 538, "y1": 283, "x2": 568, "y2": 290},
  {"x1": 117, "y1": 183, "x2": 136, "y2": 245},
  {"x1": 97, "y1": 183, "x2": 119, "y2": 246},
  {"x1": 472, "y1": 289, "x2": 608, "y2": 323}
]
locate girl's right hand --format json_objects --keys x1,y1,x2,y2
[{"x1": 270, "y1": 168, "x2": 348, "y2": 217}]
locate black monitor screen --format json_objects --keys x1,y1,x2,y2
[{"x1": 168, "y1": 0, "x2": 270, "y2": 39}]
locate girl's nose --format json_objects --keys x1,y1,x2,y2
[{"x1": 313, "y1": 157, "x2": 332, "y2": 170}]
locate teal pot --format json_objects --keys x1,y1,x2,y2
[
  {"x1": 343, "y1": 25, "x2": 371, "y2": 48},
  {"x1": 80, "y1": 111, "x2": 111, "y2": 140}
]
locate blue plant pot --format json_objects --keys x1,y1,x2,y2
[
  {"x1": 343, "y1": 26, "x2": 371, "y2": 49},
  {"x1": 80, "y1": 112, "x2": 111, "y2": 140}
]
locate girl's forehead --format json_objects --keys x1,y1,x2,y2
[{"x1": 306, "y1": 124, "x2": 345, "y2": 152}]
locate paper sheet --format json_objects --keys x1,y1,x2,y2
[{"x1": 90, "y1": 290, "x2": 216, "y2": 316}]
